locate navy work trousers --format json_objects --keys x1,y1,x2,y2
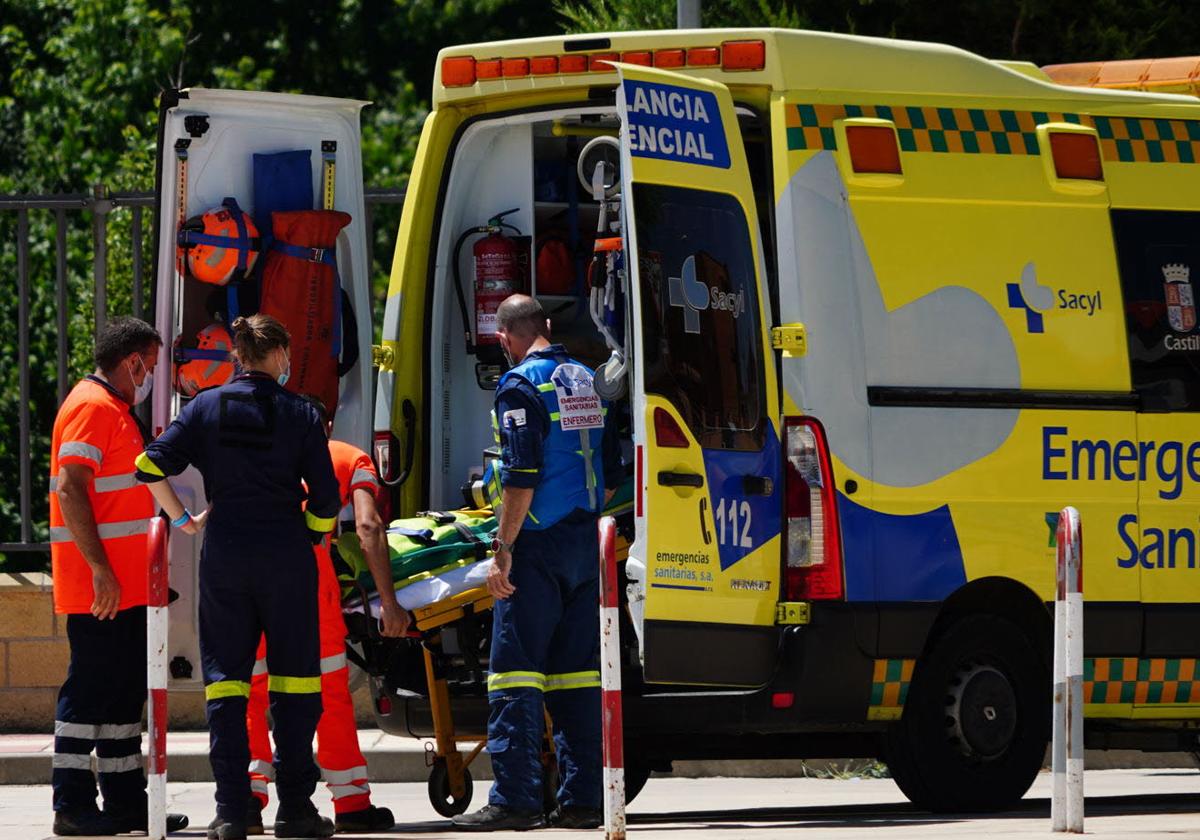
[
  {"x1": 53, "y1": 606, "x2": 147, "y2": 817},
  {"x1": 487, "y1": 510, "x2": 602, "y2": 815},
  {"x1": 200, "y1": 522, "x2": 322, "y2": 821}
]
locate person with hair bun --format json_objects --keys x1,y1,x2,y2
[{"x1": 135, "y1": 313, "x2": 340, "y2": 840}]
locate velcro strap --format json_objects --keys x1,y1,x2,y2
[
  {"x1": 271, "y1": 241, "x2": 337, "y2": 265},
  {"x1": 177, "y1": 230, "x2": 262, "y2": 251},
  {"x1": 450, "y1": 521, "x2": 487, "y2": 561},
  {"x1": 389, "y1": 525, "x2": 436, "y2": 545}
]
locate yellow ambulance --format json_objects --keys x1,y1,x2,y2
[
  {"x1": 370, "y1": 28, "x2": 1200, "y2": 811},
  {"x1": 154, "y1": 29, "x2": 1200, "y2": 813}
]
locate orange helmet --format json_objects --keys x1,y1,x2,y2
[
  {"x1": 177, "y1": 197, "x2": 260, "y2": 285},
  {"x1": 175, "y1": 324, "x2": 235, "y2": 396}
]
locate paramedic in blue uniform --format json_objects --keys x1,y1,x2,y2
[
  {"x1": 135, "y1": 314, "x2": 340, "y2": 840},
  {"x1": 453, "y1": 294, "x2": 622, "y2": 832}
]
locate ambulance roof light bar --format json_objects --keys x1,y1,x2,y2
[
  {"x1": 1042, "y1": 56, "x2": 1200, "y2": 95},
  {"x1": 440, "y1": 39, "x2": 766, "y2": 87}
]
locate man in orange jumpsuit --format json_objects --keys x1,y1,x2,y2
[{"x1": 246, "y1": 397, "x2": 409, "y2": 833}]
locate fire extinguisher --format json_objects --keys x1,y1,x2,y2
[{"x1": 453, "y1": 208, "x2": 525, "y2": 360}]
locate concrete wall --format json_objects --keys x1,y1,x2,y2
[{"x1": 0, "y1": 574, "x2": 375, "y2": 733}]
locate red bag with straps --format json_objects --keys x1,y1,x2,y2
[{"x1": 258, "y1": 209, "x2": 351, "y2": 416}]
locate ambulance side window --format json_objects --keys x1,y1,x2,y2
[
  {"x1": 634, "y1": 184, "x2": 765, "y2": 450},
  {"x1": 1112, "y1": 209, "x2": 1200, "y2": 411}
]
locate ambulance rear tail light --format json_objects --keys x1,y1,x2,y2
[
  {"x1": 722, "y1": 40, "x2": 765, "y2": 71},
  {"x1": 1050, "y1": 132, "x2": 1103, "y2": 180},
  {"x1": 784, "y1": 417, "x2": 844, "y2": 601},
  {"x1": 847, "y1": 125, "x2": 902, "y2": 175},
  {"x1": 653, "y1": 408, "x2": 689, "y2": 448}
]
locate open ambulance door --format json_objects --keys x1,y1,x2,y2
[
  {"x1": 151, "y1": 89, "x2": 372, "y2": 688},
  {"x1": 616, "y1": 65, "x2": 783, "y2": 687}
]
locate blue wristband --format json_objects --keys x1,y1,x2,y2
[{"x1": 170, "y1": 510, "x2": 192, "y2": 528}]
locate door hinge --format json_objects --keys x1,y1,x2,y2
[
  {"x1": 371, "y1": 344, "x2": 395, "y2": 370},
  {"x1": 770, "y1": 323, "x2": 807, "y2": 356},
  {"x1": 776, "y1": 601, "x2": 811, "y2": 625}
]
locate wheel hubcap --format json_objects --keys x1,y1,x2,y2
[{"x1": 945, "y1": 663, "x2": 1017, "y2": 760}]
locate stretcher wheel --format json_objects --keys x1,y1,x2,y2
[{"x1": 427, "y1": 759, "x2": 473, "y2": 817}]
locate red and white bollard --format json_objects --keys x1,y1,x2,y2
[
  {"x1": 598, "y1": 516, "x2": 625, "y2": 840},
  {"x1": 1052, "y1": 506, "x2": 1083, "y2": 833},
  {"x1": 147, "y1": 518, "x2": 170, "y2": 840}
]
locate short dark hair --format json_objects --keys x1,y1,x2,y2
[
  {"x1": 496, "y1": 294, "x2": 549, "y2": 339},
  {"x1": 299, "y1": 393, "x2": 331, "y2": 427},
  {"x1": 94, "y1": 317, "x2": 162, "y2": 372}
]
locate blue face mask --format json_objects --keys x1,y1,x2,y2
[{"x1": 277, "y1": 358, "x2": 291, "y2": 387}]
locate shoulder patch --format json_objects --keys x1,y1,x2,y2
[{"x1": 503, "y1": 408, "x2": 527, "y2": 428}]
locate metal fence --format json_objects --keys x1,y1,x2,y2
[{"x1": 0, "y1": 185, "x2": 405, "y2": 560}]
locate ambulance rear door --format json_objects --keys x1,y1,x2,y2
[
  {"x1": 152, "y1": 88, "x2": 372, "y2": 687},
  {"x1": 616, "y1": 64, "x2": 783, "y2": 687}
]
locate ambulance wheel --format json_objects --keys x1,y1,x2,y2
[
  {"x1": 884, "y1": 614, "x2": 1048, "y2": 813},
  {"x1": 623, "y1": 761, "x2": 652, "y2": 805},
  {"x1": 427, "y1": 759, "x2": 473, "y2": 817}
]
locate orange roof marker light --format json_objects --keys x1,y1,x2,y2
[
  {"x1": 476, "y1": 58, "x2": 503, "y2": 80},
  {"x1": 846, "y1": 125, "x2": 902, "y2": 175},
  {"x1": 687, "y1": 47, "x2": 721, "y2": 67},
  {"x1": 1043, "y1": 56, "x2": 1200, "y2": 95},
  {"x1": 441, "y1": 56, "x2": 476, "y2": 88},
  {"x1": 1049, "y1": 132, "x2": 1103, "y2": 181},
  {"x1": 560, "y1": 54, "x2": 588, "y2": 73},
  {"x1": 590, "y1": 52, "x2": 619, "y2": 73},
  {"x1": 622, "y1": 51, "x2": 653, "y2": 66},
  {"x1": 530, "y1": 56, "x2": 558, "y2": 75},
  {"x1": 654, "y1": 49, "x2": 686, "y2": 68},
  {"x1": 722, "y1": 40, "x2": 765, "y2": 71},
  {"x1": 502, "y1": 58, "x2": 530, "y2": 78}
]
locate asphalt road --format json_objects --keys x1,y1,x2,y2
[{"x1": 1, "y1": 769, "x2": 1198, "y2": 838}]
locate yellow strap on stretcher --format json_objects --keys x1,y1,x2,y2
[{"x1": 321, "y1": 140, "x2": 336, "y2": 210}]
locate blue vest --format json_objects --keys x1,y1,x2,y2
[{"x1": 488, "y1": 352, "x2": 606, "y2": 531}]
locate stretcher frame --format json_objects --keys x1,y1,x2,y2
[{"x1": 406, "y1": 525, "x2": 632, "y2": 817}]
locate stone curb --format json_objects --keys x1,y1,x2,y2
[{"x1": 0, "y1": 749, "x2": 1192, "y2": 786}]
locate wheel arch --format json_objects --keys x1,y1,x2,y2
[{"x1": 926, "y1": 576, "x2": 1053, "y2": 674}]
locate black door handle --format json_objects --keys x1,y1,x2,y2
[{"x1": 657, "y1": 470, "x2": 704, "y2": 488}]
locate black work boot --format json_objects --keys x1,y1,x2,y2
[
  {"x1": 52, "y1": 810, "x2": 118, "y2": 836},
  {"x1": 206, "y1": 815, "x2": 249, "y2": 840},
  {"x1": 108, "y1": 810, "x2": 191, "y2": 833},
  {"x1": 451, "y1": 804, "x2": 546, "y2": 832},
  {"x1": 548, "y1": 804, "x2": 603, "y2": 829},
  {"x1": 274, "y1": 800, "x2": 335, "y2": 839},
  {"x1": 246, "y1": 796, "x2": 265, "y2": 836},
  {"x1": 334, "y1": 804, "x2": 395, "y2": 833}
]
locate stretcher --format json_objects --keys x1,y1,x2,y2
[{"x1": 339, "y1": 492, "x2": 634, "y2": 816}]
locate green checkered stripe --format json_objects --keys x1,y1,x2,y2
[
  {"x1": 1085, "y1": 657, "x2": 1200, "y2": 704},
  {"x1": 869, "y1": 658, "x2": 914, "y2": 708},
  {"x1": 786, "y1": 103, "x2": 1200, "y2": 165},
  {"x1": 1092, "y1": 116, "x2": 1200, "y2": 163}
]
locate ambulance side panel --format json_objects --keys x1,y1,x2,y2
[{"x1": 772, "y1": 93, "x2": 1140, "y2": 682}]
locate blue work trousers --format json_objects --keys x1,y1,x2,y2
[
  {"x1": 200, "y1": 521, "x2": 323, "y2": 821},
  {"x1": 487, "y1": 511, "x2": 602, "y2": 814},
  {"x1": 52, "y1": 607, "x2": 147, "y2": 817}
]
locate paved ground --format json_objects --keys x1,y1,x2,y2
[{"x1": 1, "y1": 769, "x2": 1198, "y2": 838}]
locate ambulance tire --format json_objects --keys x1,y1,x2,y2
[
  {"x1": 623, "y1": 760, "x2": 651, "y2": 805},
  {"x1": 427, "y1": 759, "x2": 473, "y2": 817},
  {"x1": 884, "y1": 614, "x2": 1048, "y2": 813}
]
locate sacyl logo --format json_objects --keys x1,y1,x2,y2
[
  {"x1": 668, "y1": 254, "x2": 709, "y2": 334},
  {"x1": 1006, "y1": 261, "x2": 1102, "y2": 334}
]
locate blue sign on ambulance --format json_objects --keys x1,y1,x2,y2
[{"x1": 623, "y1": 80, "x2": 730, "y2": 169}]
